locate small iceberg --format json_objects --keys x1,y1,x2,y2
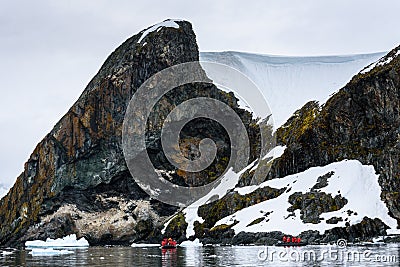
[
  {"x1": 25, "y1": 234, "x2": 89, "y2": 248},
  {"x1": 29, "y1": 248, "x2": 74, "y2": 256},
  {"x1": 1, "y1": 250, "x2": 14, "y2": 256},
  {"x1": 179, "y1": 239, "x2": 203, "y2": 247}
]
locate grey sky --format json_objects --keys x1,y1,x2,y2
[{"x1": 0, "y1": 0, "x2": 399, "y2": 187}]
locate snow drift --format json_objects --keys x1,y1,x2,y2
[{"x1": 200, "y1": 51, "x2": 384, "y2": 127}]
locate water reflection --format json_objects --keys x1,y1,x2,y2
[
  {"x1": 183, "y1": 246, "x2": 204, "y2": 266},
  {"x1": 161, "y1": 248, "x2": 178, "y2": 267},
  {"x1": 0, "y1": 243, "x2": 398, "y2": 266}
]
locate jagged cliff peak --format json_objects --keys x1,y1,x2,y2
[{"x1": 0, "y1": 19, "x2": 260, "y2": 246}]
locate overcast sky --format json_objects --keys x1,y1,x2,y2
[{"x1": 1, "y1": 0, "x2": 399, "y2": 187}]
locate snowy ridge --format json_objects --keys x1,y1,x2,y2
[
  {"x1": 137, "y1": 19, "x2": 181, "y2": 43},
  {"x1": 200, "y1": 51, "x2": 384, "y2": 127},
  {"x1": 360, "y1": 49, "x2": 400, "y2": 74},
  {"x1": 215, "y1": 160, "x2": 399, "y2": 236}
]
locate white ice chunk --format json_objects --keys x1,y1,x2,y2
[
  {"x1": 1, "y1": 250, "x2": 14, "y2": 256},
  {"x1": 179, "y1": 238, "x2": 203, "y2": 247},
  {"x1": 25, "y1": 234, "x2": 89, "y2": 248}
]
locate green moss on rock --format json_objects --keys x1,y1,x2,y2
[
  {"x1": 197, "y1": 186, "x2": 285, "y2": 233},
  {"x1": 163, "y1": 212, "x2": 187, "y2": 241},
  {"x1": 246, "y1": 217, "x2": 265, "y2": 227}
]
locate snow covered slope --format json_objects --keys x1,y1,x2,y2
[
  {"x1": 217, "y1": 160, "x2": 398, "y2": 236},
  {"x1": 200, "y1": 51, "x2": 384, "y2": 127},
  {"x1": 171, "y1": 160, "x2": 399, "y2": 239}
]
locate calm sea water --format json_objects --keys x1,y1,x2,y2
[{"x1": 0, "y1": 244, "x2": 399, "y2": 267}]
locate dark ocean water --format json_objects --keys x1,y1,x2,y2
[{"x1": 0, "y1": 243, "x2": 399, "y2": 267}]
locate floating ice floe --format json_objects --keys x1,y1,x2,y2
[
  {"x1": 1, "y1": 250, "x2": 14, "y2": 256},
  {"x1": 179, "y1": 238, "x2": 203, "y2": 247},
  {"x1": 29, "y1": 248, "x2": 74, "y2": 256},
  {"x1": 25, "y1": 234, "x2": 89, "y2": 248}
]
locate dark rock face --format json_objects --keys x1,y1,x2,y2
[
  {"x1": 322, "y1": 217, "x2": 388, "y2": 243},
  {"x1": 311, "y1": 171, "x2": 334, "y2": 190},
  {"x1": 196, "y1": 217, "x2": 387, "y2": 246},
  {"x1": 203, "y1": 224, "x2": 236, "y2": 244},
  {"x1": 326, "y1": 216, "x2": 344, "y2": 224},
  {"x1": 0, "y1": 20, "x2": 259, "y2": 247},
  {"x1": 196, "y1": 228, "x2": 283, "y2": 246},
  {"x1": 197, "y1": 186, "x2": 285, "y2": 230},
  {"x1": 287, "y1": 191, "x2": 348, "y2": 224},
  {"x1": 299, "y1": 217, "x2": 389, "y2": 244},
  {"x1": 163, "y1": 212, "x2": 188, "y2": 243}
]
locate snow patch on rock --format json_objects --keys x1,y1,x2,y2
[
  {"x1": 215, "y1": 160, "x2": 398, "y2": 236},
  {"x1": 361, "y1": 50, "x2": 400, "y2": 74},
  {"x1": 137, "y1": 19, "x2": 181, "y2": 43}
]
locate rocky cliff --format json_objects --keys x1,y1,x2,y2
[
  {"x1": 0, "y1": 19, "x2": 259, "y2": 246},
  {"x1": 1, "y1": 18, "x2": 399, "y2": 247},
  {"x1": 270, "y1": 46, "x2": 400, "y2": 226},
  {"x1": 172, "y1": 46, "x2": 400, "y2": 245}
]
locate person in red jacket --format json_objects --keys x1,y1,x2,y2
[
  {"x1": 167, "y1": 237, "x2": 177, "y2": 246},
  {"x1": 283, "y1": 236, "x2": 287, "y2": 242}
]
